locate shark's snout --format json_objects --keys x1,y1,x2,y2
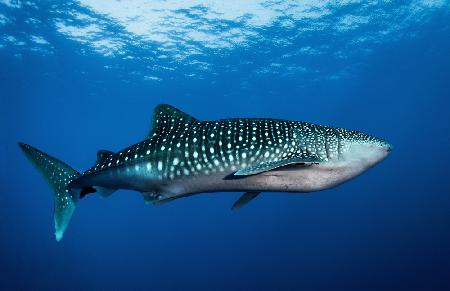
[
  {"x1": 341, "y1": 138, "x2": 391, "y2": 170},
  {"x1": 372, "y1": 140, "x2": 392, "y2": 164},
  {"x1": 380, "y1": 140, "x2": 392, "y2": 155},
  {"x1": 385, "y1": 143, "x2": 393, "y2": 153}
]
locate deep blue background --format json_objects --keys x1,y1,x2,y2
[{"x1": 1, "y1": 3, "x2": 450, "y2": 291}]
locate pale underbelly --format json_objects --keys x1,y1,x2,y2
[
  {"x1": 156, "y1": 162, "x2": 366, "y2": 199},
  {"x1": 80, "y1": 161, "x2": 368, "y2": 202}
]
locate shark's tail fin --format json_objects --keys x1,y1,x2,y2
[{"x1": 19, "y1": 142, "x2": 83, "y2": 241}]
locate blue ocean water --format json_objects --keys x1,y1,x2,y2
[{"x1": 1, "y1": 1, "x2": 450, "y2": 290}]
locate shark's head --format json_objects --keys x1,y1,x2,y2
[
  {"x1": 289, "y1": 128, "x2": 392, "y2": 192},
  {"x1": 338, "y1": 129, "x2": 392, "y2": 171}
]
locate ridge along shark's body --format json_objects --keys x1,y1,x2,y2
[{"x1": 19, "y1": 104, "x2": 391, "y2": 241}]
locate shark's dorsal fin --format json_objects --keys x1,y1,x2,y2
[
  {"x1": 234, "y1": 154, "x2": 321, "y2": 176},
  {"x1": 147, "y1": 104, "x2": 200, "y2": 138},
  {"x1": 96, "y1": 150, "x2": 114, "y2": 164},
  {"x1": 231, "y1": 192, "x2": 261, "y2": 210}
]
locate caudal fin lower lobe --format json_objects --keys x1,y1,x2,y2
[{"x1": 19, "y1": 142, "x2": 80, "y2": 241}]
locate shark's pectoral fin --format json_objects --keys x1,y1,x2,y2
[
  {"x1": 231, "y1": 192, "x2": 261, "y2": 210},
  {"x1": 234, "y1": 154, "x2": 322, "y2": 176},
  {"x1": 234, "y1": 160, "x2": 288, "y2": 176}
]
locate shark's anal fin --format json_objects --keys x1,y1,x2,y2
[
  {"x1": 234, "y1": 154, "x2": 321, "y2": 176},
  {"x1": 80, "y1": 186, "x2": 96, "y2": 199},
  {"x1": 94, "y1": 186, "x2": 116, "y2": 198},
  {"x1": 232, "y1": 192, "x2": 261, "y2": 210},
  {"x1": 93, "y1": 150, "x2": 116, "y2": 198}
]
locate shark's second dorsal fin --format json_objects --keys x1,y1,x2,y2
[
  {"x1": 96, "y1": 150, "x2": 114, "y2": 164},
  {"x1": 147, "y1": 104, "x2": 200, "y2": 138}
]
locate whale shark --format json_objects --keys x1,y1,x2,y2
[{"x1": 19, "y1": 104, "x2": 391, "y2": 241}]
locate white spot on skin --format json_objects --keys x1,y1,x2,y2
[
  {"x1": 193, "y1": 151, "x2": 199, "y2": 158},
  {"x1": 173, "y1": 158, "x2": 179, "y2": 165},
  {"x1": 158, "y1": 161, "x2": 163, "y2": 171}
]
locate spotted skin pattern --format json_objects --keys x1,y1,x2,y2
[
  {"x1": 82, "y1": 104, "x2": 386, "y2": 183},
  {"x1": 19, "y1": 143, "x2": 79, "y2": 241},
  {"x1": 19, "y1": 104, "x2": 391, "y2": 241}
]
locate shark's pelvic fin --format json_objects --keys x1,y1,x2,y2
[
  {"x1": 19, "y1": 143, "x2": 81, "y2": 241},
  {"x1": 234, "y1": 155, "x2": 321, "y2": 176},
  {"x1": 141, "y1": 191, "x2": 163, "y2": 204},
  {"x1": 232, "y1": 192, "x2": 261, "y2": 210},
  {"x1": 147, "y1": 104, "x2": 200, "y2": 138}
]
